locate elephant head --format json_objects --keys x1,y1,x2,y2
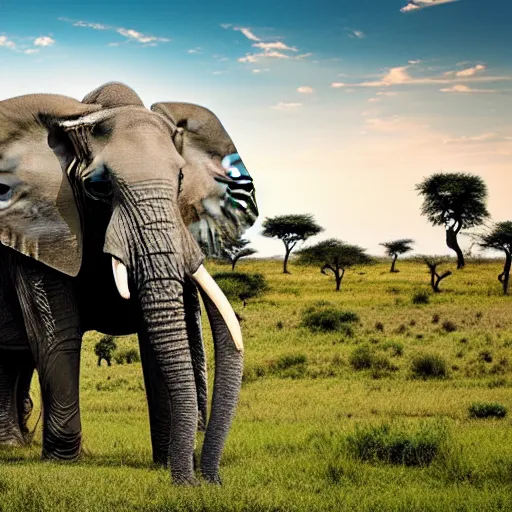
[{"x1": 0, "y1": 85, "x2": 258, "y2": 484}]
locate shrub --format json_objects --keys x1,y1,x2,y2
[
  {"x1": 370, "y1": 355, "x2": 399, "y2": 379},
  {"x1": 478, "y1": 350, "x2": 493, "y2": 363},
  {"x1": 468, "y1": 402, "x2": 507, "y2": 419},
  {"x1": 213, "y1": 272, "x2": 268, "y2": 304},
  {"x1": 375, "y1": 322, "x2": 384, "y2": 332},
  {"x1": 301, "y1": 306, "x2": 359, "y2": 333},
  {"x1": 268, "y1": 353, "x2": 308, "y2": 379},
  {"x1": 349, "y1": 345, "x2": 373, "y2": 370},
  {"x1": 94, "y1": 335, "x2": 117, "y2": 367},
  {"x1": 114, "y1": 348, "x2": 141, "y2": 365},
  {"x1": 442, "y1": 320, "x2": 457, "y2": 333},
  {"x1": 412, "y1": 290, "x2": 430, "y2": 305},
  {"x1": 411, "y1": 353, "x2": 448, "y2": 379},
  {"x1": 432, "y1": 314, "x2": 440, "y2": 324},
  {"x1": 382, "y1": 341, "x2": 404, "y2": 357},
  {"x1": 276, "y1": 321, "x2": 284, "y2": 330},
  {"x1": 346, "y1": 422, "x2": 448, "y2": 467}
]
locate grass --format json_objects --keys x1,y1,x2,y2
[{"x1": 1, "y1": 258, "x2": 512, "y2": 511}]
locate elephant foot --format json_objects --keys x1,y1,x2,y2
[
  {"x1": 201, "y1": 471, "x2": 222, "y2": 485},
  {"x1": 42, "y1": 431, "x2": 82, "y2": 461},
  {"x1": 171, "y1": 473, "x2": 200, "y2": 486},
  {"x1": 0, "y1": 425, "x2": 25, "y2": 448}
]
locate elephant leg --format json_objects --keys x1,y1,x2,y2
[
  {"x1": 0, "y1": 351, "x2": 32, "y2": 446},
  {"x1": 16, "y1": 362, "x2": 35, "y2": 435},
  {"x1": 14, "y1": 265, "x2": 82, "y2": 460}
]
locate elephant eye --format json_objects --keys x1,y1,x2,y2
[
  {"x1": 83, "y1": 166, "x2": 113, "y2": 200},
  {"x1": 0, "y1": 183, "x2": 13, "y2": 208}
]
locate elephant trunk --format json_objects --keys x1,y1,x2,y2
[{"x1": 105, "y1": 183, "x2": 202, "y2": 484}]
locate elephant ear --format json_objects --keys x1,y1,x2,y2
[
  {"x1": 82, "y1": 82, "x2": 145, "y2": 107},
  {"x1": 0, "y1": 94, "x2": 100, "y2": 276},
  {"x1": 151, "y1": 102, "x2": 258, "y2": 256}
]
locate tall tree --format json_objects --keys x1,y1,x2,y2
[
  {"x1": 380, "y1": 238, "x2": 415, "y2": 273},
  {"x1": 297, "y1": 238, "x2": 372, "y2": 291},
  {"x1": 261, "y1": 214, "x2": 323, "y2": 274},
  {"x1": 415, "y1": 172, "x2": 489, "y2": 269},
  {"x1": 476, "y1": 221, "x2": 512, "y2": 295},
  {"x1": 221, "y1": 237, "x2": 257, "y2": 270}
]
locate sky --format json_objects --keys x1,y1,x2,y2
[{"x1": 1, "y1": 0, "x2": 511, "y2": 259}]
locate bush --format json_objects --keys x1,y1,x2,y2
[
  {"x1": 375, "y1": 322, "x2": 384, "y2": 332},
  {"x1": 382, "y1": 341, "x2": 404, "y2": 357},
  {"x1": 432, "y1": 314, "x2": 440, "y2": 324},
  {"x1": 346, "y1": 422, "x2": 448, "y2": 467},
  {"x1": 411, "y1": 353, "x2": 448, "y2": 379},
  {"x1": 269, "y1": 353, "x2": 308, "y2": 379},
  {"x1": 469, "y1": 402, "x2": 507, "y2": 419},
  {"x1": 213, "y1": 272, "x2": 268, "y2": 304},
  {"x1": 370, "y1": 355, "x2": 399, "y2": 379},
  {"x1": 114, "y1": 348, "x2": 141, "y2": 365},
  {"x1": 442, "y1": 320, "x2": 457, "y2": 333},
  {"x1": 301, "y1": 305, "x2": 359, "y2": 333},
  {"x1": 412, "y1": 290, "x2": 430, "y2": 305},
  {"x1": 94, "y1": 335, "x2": 117, "y2": 367},
  {"x1": 349, "y1": 345, "x2": 374, "y2": 370}
]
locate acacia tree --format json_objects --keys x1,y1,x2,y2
[
  {"x1": 415, "y1": 255, "x2": 453, "y2": 293},
  {"x1": 380, "y1": 238, "x2": 415, "y2": 273},
  {"x1": 261, "y1": 214, "x2": 323, "y2": 274},
  {"x1": 476, "y1": 221, "x2": 512, "y2": 295},
  {"x1": 415, "y1": 173, "x2": 489, "y2": 269},
  {"x1": 221, "y1": 237, "x2": 257, "y2": 270},
  {"x1": 297, "y1": 238, "x2": 372, "y2": 291}
]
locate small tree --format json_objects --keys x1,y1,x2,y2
[
  {"x1": 261, "y1": 214, "x2": 323, "y2": 274},
  {"x1": 94, "y1": 335, "x2": 117, "y2": 367},
  {"x1": 415, "y1": 173, "x2": 489, "y2": 269},
  {"x1": 297, "y1": 238, "x2": 372, "y2": 291},
  {"x1": 213, "y1": 272, "x2": 268, "y2": 307},
  {"x1": 380, "y1": 239, "x2": 415, "y2": 273},
  {"x1": 221, "y1": 236, "x2": 257, "y2": 270},
  {"x1": 416, "y1": 255, "x2": 453, "y2": 293},
  {"x1": 476, "y1": 221, "x2": 512, "y2": 295}
]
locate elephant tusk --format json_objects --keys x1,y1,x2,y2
[
  {"x1": 112, "y1": 257, "x2": 131, "y2": 300},
  {"x1": 192, "y1": 265, "x2": 243, "y2": 352}
]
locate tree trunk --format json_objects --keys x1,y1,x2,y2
[
  {"x1": 283, "y1": 247, "x2": 292, "y2": 274},
  {"x1": 390, "y1": 254, "x2": 398, "y2": 273},
  {"x1": 499, "y1": 252, "x2": 511, "y2": 295},
  {"x1": 446, "y1": 227, "x2": 464, "y2": 269},
  {"x1": 335, "y1": 268, "x2": 345, "y2": 291},
  {"x1": 231, "y1": 259, "x2": 236, "y2": 271}
]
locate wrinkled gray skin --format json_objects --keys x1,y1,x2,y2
[{"x1": 0, "y1": 83, "x2": 257, "y2": 484}]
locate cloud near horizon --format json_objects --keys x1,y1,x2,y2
[{"x1": 400, "y1": 0, "x2": 458, "y2": 13}]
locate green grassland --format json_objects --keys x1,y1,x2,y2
[{"x1": 1, "y1": 258, "x2": 512, "y2": 511}]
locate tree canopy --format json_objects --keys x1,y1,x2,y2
[
  {"x1": 380, "y1": 239, "x2": 415, "y2": 256},
  {"x1": 221, "y1": 237, "x2": 257, "y2": 270},
  {"x1": 476, "y1": 221, "x2": 512, "y2": 295},
  {"x1": 261, "y1": 214, "x2": 323, "y2": 273},
  {"x1": 415, "y1": 172, "x2": 489, "y2": 229},
  {"x1": 415, "y1": 172, "x2": 489, "y2": 269},
  {"x1": 297, "y1": 238, "x2": 372, "y2": 291}
]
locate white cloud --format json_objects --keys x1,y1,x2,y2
[
  {"x1": 272, "y1": 102, "x2": 302, "y2": 110},
  {"x1": 0, "y1": 35, "x2": 16, "y2": 49},
  {"x1": 73, "y1": 21, "x2": 110, "y2": 30},
  {"x1": 252, "y1": 68, "x2": 269, "y2": 74},
  {"x1": 456, "y1": 64, "x2": 486, "y2": 77},
  {"x1": 377, "y1": 91, "x2": 398, "y2": 96},
  {"x1": 440, "y1": 84, "x2": 496, "y2": 93},
  {"x1": 59, "y1": 18, "x2": 170, "y2": 46},
  {"x1": 253, "y1": 41, "x2": 298, "y2": 52},
  {"x1": 116, "y1": 28, "x2": 170, "y2": 44},
  {"x1": 400, "y1": 0, "x2": 458, "y2": 13},
  {"x1": 238, "y1": 50, "x2": 291, "y2": 63},
  {"x1": 188, "y1": 47, "x2": 202, "y2": 54},
  {"x1": 346, "y1": 28, "x2": 365, "y2": 39},
  {"x1": 34, "y1": 36, "x2": 55, "y2": 47},
  {"x1": 337, "y1": 62, "x2": 510, "y2": 88},
  {"x1": 24, "y1": 48, "x2": 39, "y2": 54},
  {"x1": 408, "y1": 60, "x2": 421, "y2": 65},
  {"x1": 234, "y1": 27, "x2": 261, "y2": 41},
  {"x1": 331, "y1": 82, "x2": 346, "y2": 88},
  {"x1": 220, "y1": 23, "x2": 232, "y2": 29},
  {"x1": 364, "y1": 116, "x2": 430, "y2": 133},
  {"x1": 297, "y1": 86, "x2": 314, "y2": 93}
]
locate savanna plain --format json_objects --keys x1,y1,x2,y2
[{"x1": 0, "y1": 258, "x2": 511, "y2": 511}]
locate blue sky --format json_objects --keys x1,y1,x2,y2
[{"x1": 1, "y1": 0, "x2": 511, "y2": 258}]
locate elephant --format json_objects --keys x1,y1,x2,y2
[{"x1": 0, "y1": 82, "x2": 258, "y2": 484}]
